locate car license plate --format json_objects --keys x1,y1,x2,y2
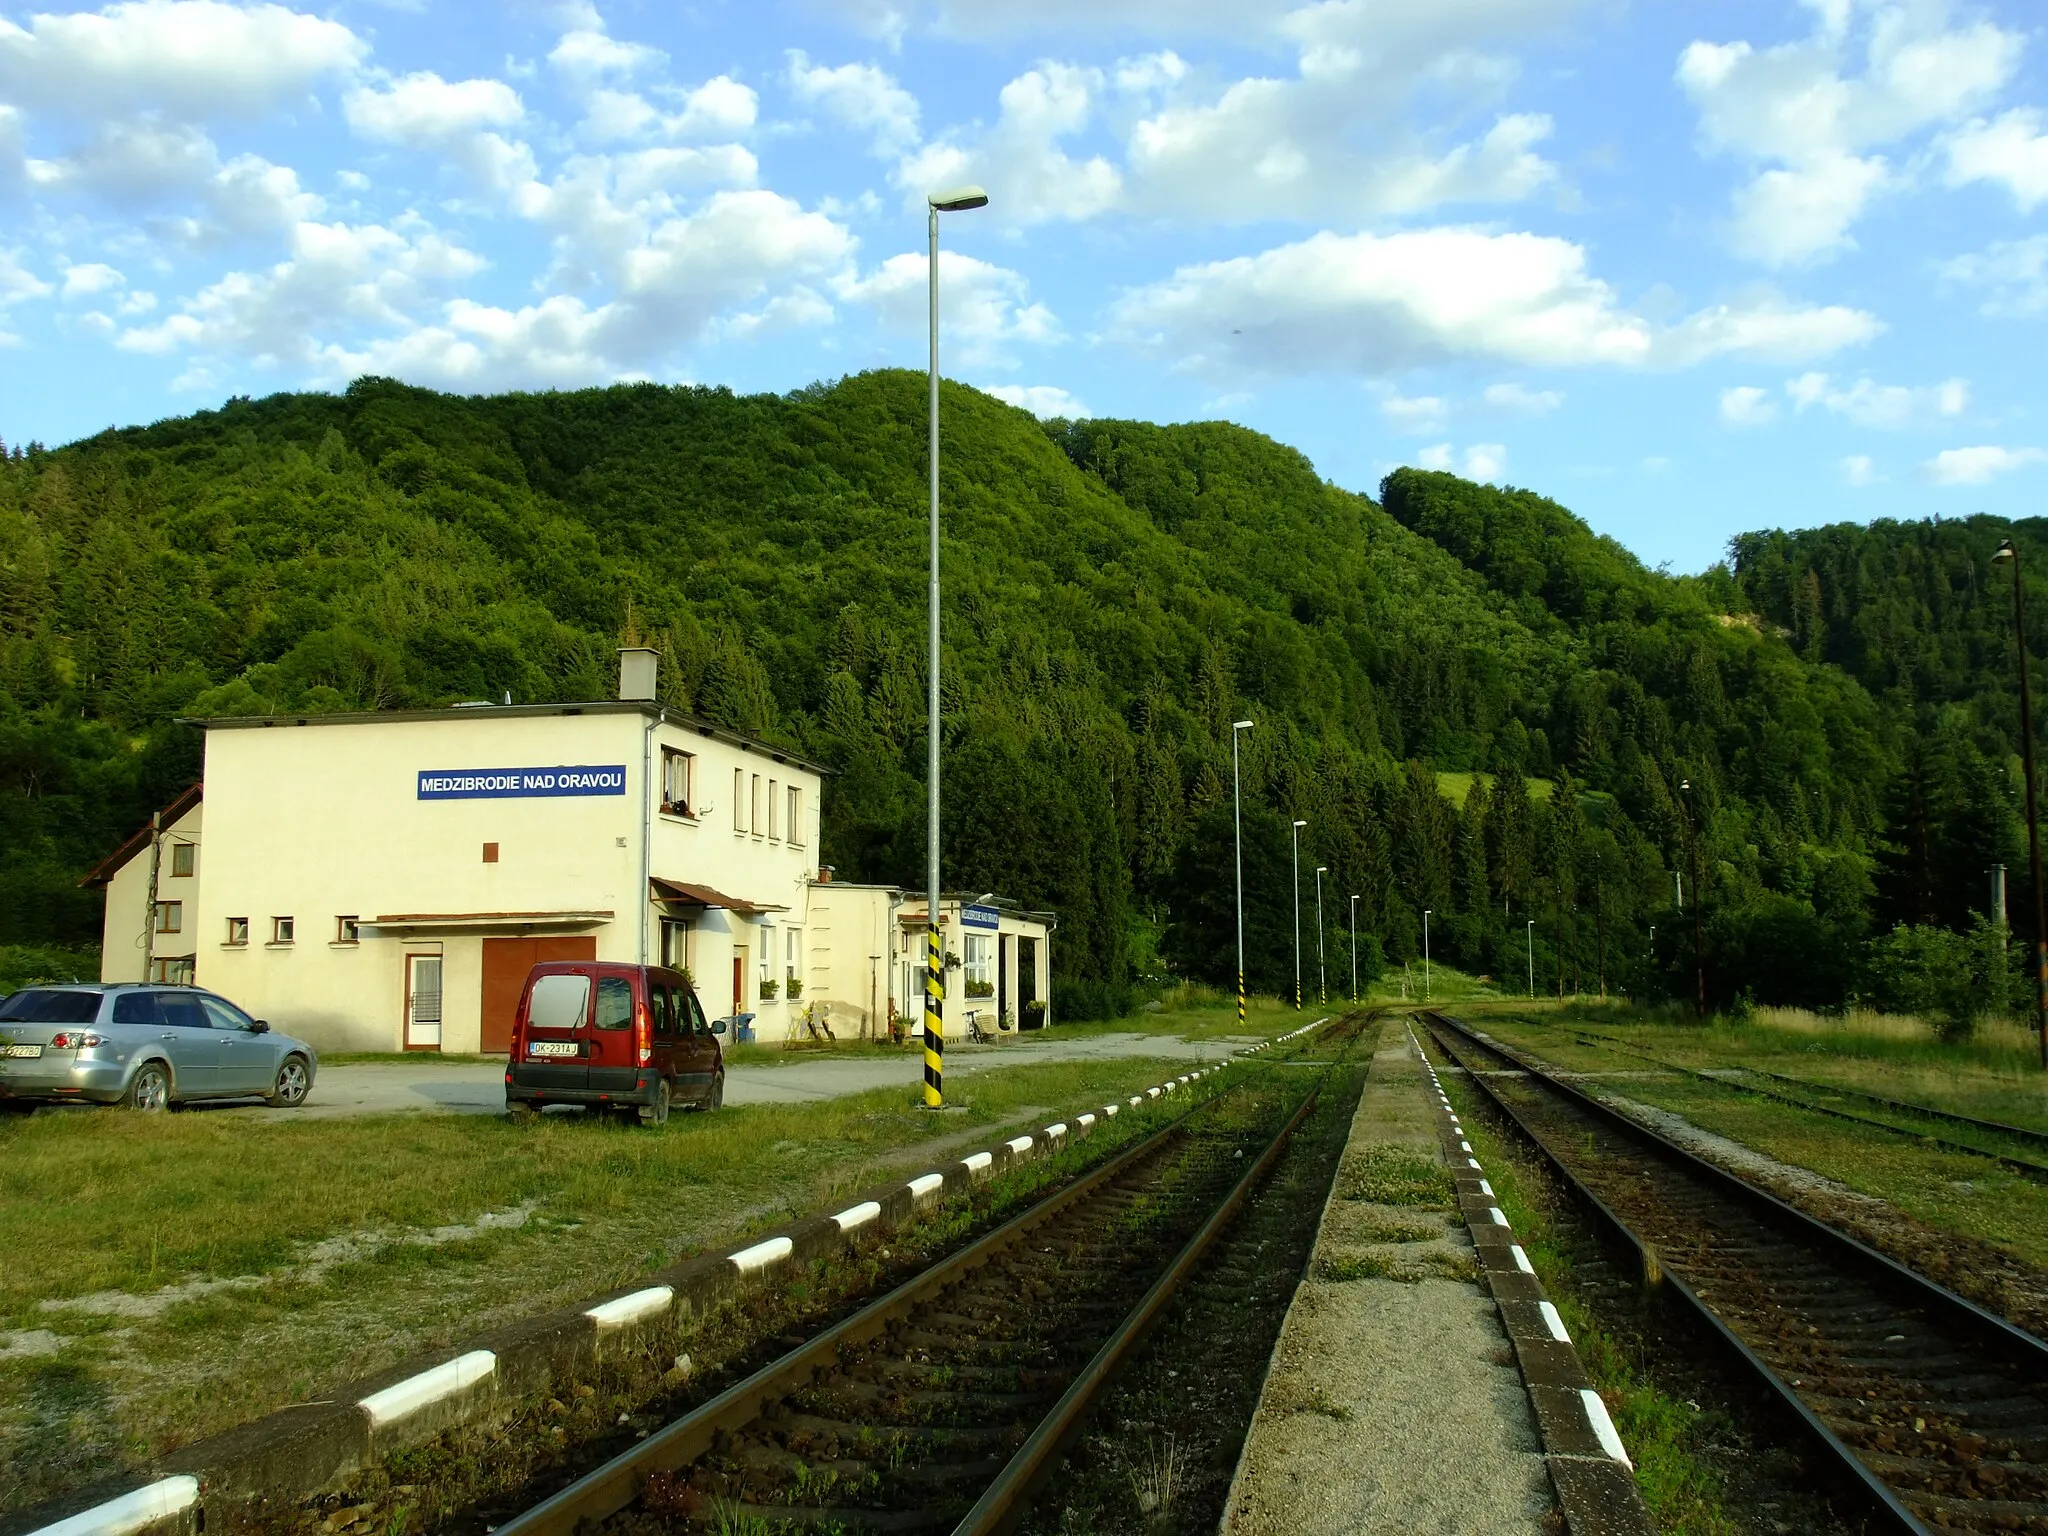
[
  {"x1": 529, "y1": 1041, "x2": 578, "y2": 1058},
  {"x1": 4, "y1": 1044, "x2": 42, "y2": 1059}
]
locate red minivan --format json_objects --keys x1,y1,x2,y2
[{"x1": 504, "y1": 962, "x2": 725, "y2": 1125}]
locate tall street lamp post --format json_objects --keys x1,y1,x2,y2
[
  {"x1": 923, "y1": 183, "x2": 988, "y2": 1109},
  {"x1": 1315, "y1": 867, "x2": 1328, "y2": 1006},
  {"x1": 1423, "y1": 908, "x2": 1432, "y2": 1002},
  {"x1": 1994, "y1": 538, "x2": 2048, "y2": 1070},
  {"x1": 1526, "y1": 919, "x2": 1535, "y2": 1000},
  {"x1": 1232, "y1": 720, "x2": 1254, "y2": 1032},
  {"x1": 1349, "y1": 894, "x2": 1359, "y2": 1003},
  {"x1": 1291, "y1": 819, "x2": 1308, "y2": 1010}
]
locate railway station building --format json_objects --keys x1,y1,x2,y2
[{"x1": 86, "y1": 651, "x2": 1054, "y2": 1053}]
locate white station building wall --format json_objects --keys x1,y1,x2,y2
[{"x1": 99, "y1": 702, "x2": 827, "y2": 1052}]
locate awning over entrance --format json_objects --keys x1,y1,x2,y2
[
  {"x1": 649, "y1": 877, "x2": 786, "y2": 916},
  {"x1": 363, "y1": 910, "x2": 613, "y2": 935}
]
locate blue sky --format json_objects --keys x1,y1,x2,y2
[{"x1": 3, "y1": 0, "x2": 2047, "y2": 571}]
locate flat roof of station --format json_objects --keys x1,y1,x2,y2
[{"x1": 177, "y1": 701, "x2": 834, "y2": 777}]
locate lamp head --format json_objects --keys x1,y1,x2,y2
[
  {"x1": 1316, "y1": 865, "x2": 1327, "y2": 874},
  {"x1": 1293, "y1": 818, "x2": 1308, "y2": 828},
  {"x1": 1996, "y1": 538, "x2": 2017, "y2": 562},
  {"x1": 928, "y1": 185, "x2": 989, "y2": 212},
  {"x1": 1232, "y1": 719, "x2": 1255, "y2": 730}
]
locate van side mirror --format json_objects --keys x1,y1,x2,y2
[{"x1": 711, "y1": 1019, "x2": 727, "y2": 1035}]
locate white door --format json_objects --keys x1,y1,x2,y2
[{"x1": 405, "y1": 955, "x2": 444, "y2": 1049}]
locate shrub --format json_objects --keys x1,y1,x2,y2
[{"x1": 1862, "y1": 916, "x2": 2013, "y2": 1043}]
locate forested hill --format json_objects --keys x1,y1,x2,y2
[{"x1": 0, "y1": 370, "x2": 2032, "y2": 1014}]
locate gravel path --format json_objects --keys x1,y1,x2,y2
[{"x1": 1222, "y1": 1027, "x2": 1553, "y2": 1535}]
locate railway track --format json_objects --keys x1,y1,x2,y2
[
  {"x1": 1422, "y1": 1011, "x2": 2048, "y2": 1536},
  {"x1": 491, "y1": 1041, "x2": 1343, "y2": 1536},
  {"x1": 1564, "y1": 1029, "x2": 2048, "y2": 1181}
]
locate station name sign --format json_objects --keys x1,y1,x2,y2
[
  {"x1": 962, "y1": 903, "x2": 1000, "y2": 930},
  {"x1": 418, "y1": 765, "x2": 627, "y2": 800}
]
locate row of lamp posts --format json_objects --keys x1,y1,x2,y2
[{"x1": 926, "y1": 186, "x2": 2044, "y2": 1096}]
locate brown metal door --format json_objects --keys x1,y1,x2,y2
[{"x1": 481, "y1": 937, "x2": 596, "y2": 1053}]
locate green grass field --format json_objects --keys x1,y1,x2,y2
[{"x1": 1471, "y1": 1005, "x2": 2048, "y2": 1276}]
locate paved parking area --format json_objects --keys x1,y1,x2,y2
[{"x1": 188, "y1": 1031, "x2": 1259, "y2": 1119}]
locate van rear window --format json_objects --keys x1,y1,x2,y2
[
  {"x1": 595, "y1": 977, "x2": 634, "y2": 1031},
  {"x1": 0, "y1": 990, "x2": 102, "y2": 1023},
  {"x1": 527, "y1": 974, "x2": 591, "y2": 1032}
]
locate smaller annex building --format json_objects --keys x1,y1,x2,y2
[
  {"x1": 801, "y1": 884, "x2": 1054, "y2": 1039},
  {"x1": 86, "y1": 651, "x2": 1055, "y2": 1054}
]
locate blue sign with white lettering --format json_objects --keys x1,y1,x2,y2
[
  {"x1": 418, "y1": 766, "x2": 628, "y2": 800},
  {"x1": 962, "y1": 903, "x2": 1001, "y2": 930}
]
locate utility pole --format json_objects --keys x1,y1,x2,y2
[
  {"x1": 1994, "y1": 538, "x2": 2048, "y2": 1069},
  {"x1": 1291, "y1": 819, "x2": 1307, "y2": 1010},
  {"x1": 1423, "y1": 908, "x2": 1432, "y2": 1002},
  {"x1": 1682, "y1": 778, "x2": 1705, "y2": 1016},
  {"x1": 1315, "y1": 866, "x2": 1328, "y2": 1006},
  {"x1": 1526, "y1": 919, "x2": 1535, "y2": 1000},
  {"x1": 1232, "y1": 721, "x2": 1254, "y2": 1032},
  {"x1": 142, "y1": 810, "x2": 163, "y2": 982},
  {"x1": 1349, "y1": 894, "x2": 1359, "y2": 1004}
]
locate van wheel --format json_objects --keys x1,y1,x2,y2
[
  {"x1": 706, "y1": 1072, "x2": 724, "y2": 1111},
  {"x1": 507, "y1": 1102, "x2": 537, "y2": 1124},
  {"x1": 638, "y1": 1078, "x2": 671, "y2": 1127}
]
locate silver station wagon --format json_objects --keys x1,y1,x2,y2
[{"x1": 0, "y1": 983, "x2": 318, "y2": 1111}]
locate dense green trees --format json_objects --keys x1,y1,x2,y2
[{"x1": 0, "y1": 373, "x2": 2037, "y2": 1016}]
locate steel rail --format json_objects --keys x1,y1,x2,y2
[
  {"x1": 1424, "y1": 1010, "x2": 2048, "y2": 1536},
  {"x1": 1753, "y1": 1065, "x2": 2048, "y2": 1155},
  {"x1": 493, "y1": 1033, "x2": 1336, "y2": 1536},
  {"x1": 950, "y1": 1066, "x2": 1328, "y2": 1536},
  {"x1": 1566, "y1": 1029, "x2": 2048, "y2": 1181}
]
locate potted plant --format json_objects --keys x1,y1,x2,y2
[
  {"x1": 1020, "y1": 1000, "x2": 1047, "y2": 1030},
  {"x1": 786, "y1": 977, "x2": 804, "y2": 1000},
  {"x1": 759, "y1": 977, "x2": 780, "y2": 1001},
  {"x1": 966, "y1": 978, "x2": 994, "y2": 998}
]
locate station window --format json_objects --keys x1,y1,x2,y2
[
  {"x1": 965, "y1": 934, "x2": 992, "y2": 994},
  {"x1": 768, "y1": 778, "x2": 781, "y2": 840},
  {"x1": 786, "y1": 786, "x2": 805, "y2": 848},
  {"x1": 733, "y1": 768, "x2": 747, "y2": 832},
  {"x1": 784, "y1": 927, "x2": 803, "y2": 989},
  {"x1": 271, "y1": 916, "x2": 295, "y2": 946},
  {"x1": 225, "y1": 916, "x2": 249, "y2": 947},
  {"x1": 170, "y1": 843, "x2": 195, "y2": 878},
  {"x1": 660, "y1": 916, "x2": 693, "y2": 971},
  {"x1": 149, "y1": 957, "x2": 195, "y2": 985},
  {"x1": 751, "y1": 773, "x2": 764, "y2": 836},
  {"x1": 662, "y1": 748, "x2": 695, "y2": 815},
  {"x1": 154, "y1": 900, "x2": 182, "y2": 935},
  {"x1": 335, "y1": 916, "x2": 360, "y2": 944}
]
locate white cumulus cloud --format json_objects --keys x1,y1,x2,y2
[
  {"x1": 786, "y1": 51, "x2": 920, "y2": 156},
  {"x1": 1381, "y1": 393, "x2": 1448, "y2": 433},
  {"x1": 1483, "y1": 382, "x2": 1562, "y2": 414},
  {"x1": 1720, "y1": 385, "x2": 1775, "y2": 426},
  {"x1": 344, "y1": 73, "x2": 524, "y2": 144},
  {"x1": 1677, "y1": 2, "x2": 2022, "y2": 265},
  {"x1": 1942, "y1": 235, "x2": 2048, "y2": 317},
  {"x1": 837, "y1": 249, "x2": 1057, "y2": 367},
  {"x1": 1417, "y1": 441, "x2": 1507, "y2": 481},
  {"x1": 1947, "y1": 109, "x2": 2048, "y2": 212},
  {"x1": 1110, "y1": 227, "x2": 1880, "y2": 380},
  {"x1": 897, "y1": 62, "x2": 1120, "y2": 225},
  {"x1": 0, "y1": 0, "x2": 364, "y2": 120},
  {"x1": 1842, "y1": 454, "x2": 1879, "y2": 486},
  {"x1": 1785, "y1": 372, "x2": 1968, "y2": 428},
  {"x1": 1924, "y1": 445, "x2": 2046, "y2": 486},
  {"x1": 984, "y1": 383, "x2": 1090, "y2": 418}
]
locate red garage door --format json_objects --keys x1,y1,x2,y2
[{"x1": 480, "y1": 937, "x2": 597, "y2": 1054}]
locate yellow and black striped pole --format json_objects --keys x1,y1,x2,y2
[
  {"x1": 1237, "y1": 968, "x2": 1246, "y2": 1031},
  {"x1": 923, "y1": 922, "x2": 944, "y2": 1106}
]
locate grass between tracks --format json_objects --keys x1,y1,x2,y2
[
  {"x1": 0, "y1": 1053, "x2": 1241, "y2": 1516},
  {"x1": 1474, "y1": 1012, "x2": 2048, "y2": 1273},
  {"x1": 1432, "y1": 1054, "x2": 1758, "y2": 1536}
]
